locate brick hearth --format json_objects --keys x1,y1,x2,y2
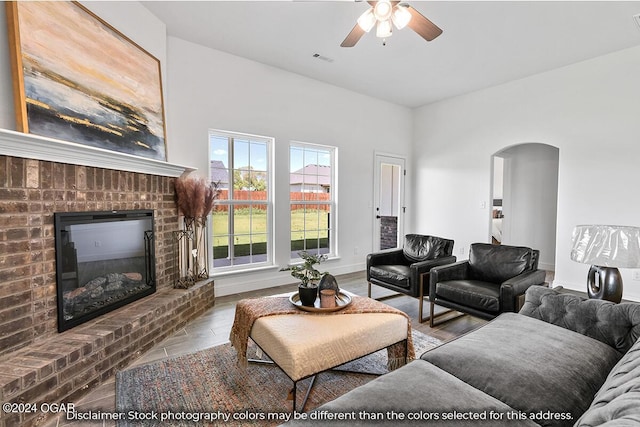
[{"x1": 0, "y1": 155, "x2": 215, "y2": 427}]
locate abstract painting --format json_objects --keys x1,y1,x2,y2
[{"x1": 6, "y1": 1, "x2": 167, "y2": 161}]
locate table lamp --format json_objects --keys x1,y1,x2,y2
[{"x1": 570, "y1": 225, "x2": 640, "y2": 303}]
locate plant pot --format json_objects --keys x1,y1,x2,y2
[{"x1": 298, "y1": 285, "x2": 318, "y2": 307}]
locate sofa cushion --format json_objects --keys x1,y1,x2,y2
[
  {"x1": 421, "y1": 313, "x2": 622, "y2": 427},
  {"x1": 575, "y1": 336, "x2": 640, "y2": 426},
  {"x1": 288, "y1": 360, "x2": 539, "y2": 426},
  {"x1": 403, "y1": 234, "x2": 449, "y2": 262},
  {"x1": 435, "y1": 280, "x2": 500, "y2": 312},
  {"x1": 369, "y1": 265, "x2": 410, "y2": 288},
  {"x1": 520, "y1": 285, "x2": 640, "y2": 354},
  {"x1": 469, "y1": 243, "x2": 531, "y2": 284}
]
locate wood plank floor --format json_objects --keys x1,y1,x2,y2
[{"x1": 43, "y1": 270, "x2": 486, "y2": 427}]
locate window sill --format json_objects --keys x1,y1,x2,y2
[
  {"x1": 211, "y1": 263, "x2": 280, "y2": 278},
  {"x1": 210, "y1": 256, "x2": 341, "y2": 278},
  {"x1": 288, "y1": 255, "x2": 341, "y2": 264}
]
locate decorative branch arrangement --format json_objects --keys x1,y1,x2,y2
[
  {"x1": 173, "y1": 174, "x2": 220, "y2": 288},
  {"x1": 174, "y1": 174, "x2": 219, "y2": 218}
]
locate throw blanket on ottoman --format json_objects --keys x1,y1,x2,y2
[{"x1": 229, "y1": 295, "x2": 415, "y2": 370}]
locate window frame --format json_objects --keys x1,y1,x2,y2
[
  {"x1": 289, "y1": 140, "x2": 338, "y2": 261},
  {"x1": 209, "y1": 129, "x2": 274, "y2": 273}
]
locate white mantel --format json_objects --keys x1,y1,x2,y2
[{"x1": 0, "y1": 128, "x2": 195, "y2": 177}]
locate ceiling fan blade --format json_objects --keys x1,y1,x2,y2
[
  {"x1": 406, "y1": 5, "x2": 443, "y2": 41},
  {"x1": 341, "y1": 23, "x2": 366, "y2": 47}
]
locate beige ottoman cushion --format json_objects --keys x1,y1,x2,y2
[{"x1": 250, "y1": 313, "x2": 408, "y2": 381}]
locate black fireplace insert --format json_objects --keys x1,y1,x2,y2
[{"x1": 54, "y1": 210, "x2": 156, "y2": 332}]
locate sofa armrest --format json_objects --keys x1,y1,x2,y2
[
  {"x1": 429, "y1": 261, "x2": 470, "y2": 297},
  {"x1": 575, "y1": 336, "x2": 640, "y2": 426},
  {"x1": 500, "y1": 269, "x2": 546, "y2": 312}
]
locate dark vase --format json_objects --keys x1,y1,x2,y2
[
  {"x1": 298, "y1": 285, "x2": 318, "y2": 307},
  {"x1": 319, "y1": 274, "x2": 339, "y2": 293}
]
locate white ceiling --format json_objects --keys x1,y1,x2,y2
[{"x1": 142, "y1": 1, "x2": 640, "y2": 108}]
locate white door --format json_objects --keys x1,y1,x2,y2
[{"x1": 373, "y1": 154, "x2": 406, "y2": 251}]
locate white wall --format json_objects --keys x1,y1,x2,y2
[
  {"x1": 413, "y1": 44, "x2": 640, "y2": 301},
  {"x1": 492, "y1": 157, "x2": 503, "y2": 200},
  {"x1": 165, "y1": 37, "x2": 413, "y2": 296},
  {"x1": 499, "y1": 143, "x2": 558, "y2": 270}
]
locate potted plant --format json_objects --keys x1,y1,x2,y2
[{"x1": 281, "y1": 251, "x2": 328, "y2": 306}]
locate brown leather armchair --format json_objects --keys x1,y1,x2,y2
[
  {"x1": 429, "y1": 243, "x2": 546, "y2": 327},
  {"x1": 367, "y1": 234, "x2": 456, "y2": 323}
]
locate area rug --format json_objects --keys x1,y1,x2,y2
[{"x1": 115, "y1": 330, "x2": 441, "y2": 426}]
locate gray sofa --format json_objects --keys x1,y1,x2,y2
[{"x1": 286, "y1": 286, "x2": 640, "y2": 426}]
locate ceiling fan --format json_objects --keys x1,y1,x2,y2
[{"x1": 341, "y1": 0, "x2": 442, "y2": 47}]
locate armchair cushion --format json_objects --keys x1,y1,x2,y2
[
  {"x1": 369, "y1": 265, "x2": 410, "y2": 289},
  {"x1": 469, "y1": 243, "x2": 532, "y2": 284},
  {"x1": 403, "y1": 234, "x2": 452, "y2": 262}
]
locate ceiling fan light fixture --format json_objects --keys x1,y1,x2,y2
[
  {"x1": 376, "y1": 19, "x2": 393, "y2": 38},
  {"x1": 357, "y1": 8, "x2": 376, "y2": 32},
  {"x1": 341, "y1": 0, "x2": 442, "y2": 47},
  {"x1": 374, "y1": 0, "x2": 393, "y2": 22},
  {"x1": 391, "y1": 5, "x2": 412, "y2": 30}
]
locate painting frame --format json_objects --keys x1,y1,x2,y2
[{"x1": 5, "y1": 1, "x2": 168, "y2": 161}]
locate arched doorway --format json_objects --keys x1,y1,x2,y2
[{"x1": 491, "y1": 143, "x2": 559, "y2": 271}]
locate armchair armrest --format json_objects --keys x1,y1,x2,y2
[
  {"x1": 409, "y1": 256, "x2": 457, "y2": 293},
  {"x1": 500, "y1": 269, "x2": 546, "y2": 312},
  {"x1": 410, "y1": 256, "x2": 458, "y2": 275},
  {"x1": 429, "y1": 261, "x2": 470, "y2": 297}
]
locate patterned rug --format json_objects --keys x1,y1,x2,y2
[{"x1": 115, "y1": 330, "x2": 442, "y2": 426}]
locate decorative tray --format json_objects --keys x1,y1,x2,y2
[{"x1": 289, "y1": 291, "x2": 352, "y2": 312}]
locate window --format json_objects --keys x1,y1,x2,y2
[
  {"x1": 289, "y1": 142, "x2": 336, "y2": 259},
  {"x1": 209, "y1": 130, "x2": 272, "y2": 269}
]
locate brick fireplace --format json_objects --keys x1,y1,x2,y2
[{"x1": 0, "y1": 130, "x2": 215, "y2": 427}]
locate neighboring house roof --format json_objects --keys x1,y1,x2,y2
[
  {"x1": 210, "y1": 160, "x2": 229, "y2": 186},
  {"x1": 211, "y1": 162, "x2": 329, "y2": 188},
  {"x1": 290, "y1": 164, "x2": 331, "y2": 187}
]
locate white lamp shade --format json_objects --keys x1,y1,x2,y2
[
  {"x1": 374, "y1": 0, "x2": 393, "y2": 22},
  {"x1": 357, "y1": 8, "x2": 376, "y2": 32},
  {"x1": 570, "y1": 225, "x2": 640, "y2": 268},
  {"x1": 392, "y1": 5, "x2": 412, "y2": 30},
  {"x1": 376, "y1": 19, "x2": 393, "y2": 38}
]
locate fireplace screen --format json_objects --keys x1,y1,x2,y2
[{"x1": 54, "y1": 210, "x2": 155, "y2": 332}]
